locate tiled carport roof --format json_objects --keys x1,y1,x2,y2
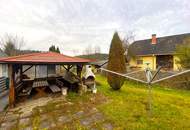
[
  {"x1": 0, "y1": 52, "x2": 92, "y2": 64},
  {"x1": 128, "y1": 33, "x2": 190, "y2": 56}
]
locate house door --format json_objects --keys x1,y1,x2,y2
[{"x1": 156, "y1": 55, "x2": 173, "y2": 70}]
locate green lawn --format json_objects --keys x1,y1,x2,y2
[
  {"x1": 96, "y1": 75, "x2": 190, "y2": 130},
  {"x1": 3, "y1": 75, "x2": 190, "y2": 130}
]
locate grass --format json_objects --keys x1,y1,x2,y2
[
  {"x1": 3, "y1": 75, "x2": 190, "y2": 130},
  {"x1": 96, "y1": 75, "x2": 190, "y2": 130}
]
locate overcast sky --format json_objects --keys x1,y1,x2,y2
[{"x1": 0, "y1": 0, "x2": 189, "y2": 55}]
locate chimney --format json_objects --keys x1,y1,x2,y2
[{"x1": 151, "y1": 34, "x2": 157, "y2": 44}]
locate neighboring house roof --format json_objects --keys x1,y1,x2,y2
[
  {"x1": 0, "y1": 49, "x2": 7, "y2": 57},
  {"x1": 129, "y1": 33, "x2": 190, "y2": 56},
  {"x1": 0, "y1": 52, "x2": 92, "y2": 64}
]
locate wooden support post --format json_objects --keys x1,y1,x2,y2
[
  {"x1": 67, "y1": 65, "x2": 70, "y2": 71},
  {"x1": 35, "y1": 65, "x2": 36, "y2": 78},
  {"x1": 77, "y1": 65, "x2": 87, "y2": 95},
  {"x1": 63, "y1": 65, "x2": 73, "y2": 71},
  {"x1": 8, "y1": 64, "x2": 15, "y2": 108},
  {"x1": 22, "y1": 65, "x2": 33, "y2": 73},
  {"x1": 67, "y1": 65, "x2": 73, "y2": 71},
  {"x1": 62, "y1": 65, "x2": 68, "y2": 71},
  {"x1": 77, "y1": 65, "x2": 83, "y2": 79},
  {"x1": 20, "y1": 64, "x2": 23, "y2": 82},
  {"x1": 47, "y1": 65, "x2": 48, "y2": 78}
]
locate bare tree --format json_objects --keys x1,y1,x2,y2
[
  {"x1": 83, "y1": 44, "x2": 93, "y2": 55},
  {"x1": 94, "y1": 45, "x2": 101, "y2": 54},
  {"x1": 72, "y1": 49, "x2": 80, "y2": 56},
  {"x1": 82, "y1": 44, "x2": 102, "y2": 55},
  {"x1": 0, "y1": 34, "x2": 25, "y2": 56},
  {"x1": 122, "y1": 31, "x2": 135, "y2": 53},
  {"x1": 122, "y1": 31, "x2": 135, "y2": 63}
]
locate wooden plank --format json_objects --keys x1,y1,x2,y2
[
  {"x1": 56, "y1": 79, "x2": 64, "y2": 87},
  {"x1": 0, "y1": 81, "x2": 6, "y2": 86},
  {"x1": 15, "y1": 82, "x2": 24, "y2": 95},
  {"x1": 32, "y1": 80, "x2": 49, "y2": 88},
  {"x1": 0, "y1": 77, "x2": 6, "y2": 90},
  {"x1": 0, "y1": 80, "x2": 6, "y2": 84},
  {"x1": 0, "y1": 77, "x2": 6, "y2": 82},
  {"x1": 49, "y1": 85, "x2": 61, "y2": 93},
  {"x1": 0, "y1": 87, "x2": 7, "y2": 93},
  {"x1": 0, "y1": 77, "x2": 7, "y2": 93}
]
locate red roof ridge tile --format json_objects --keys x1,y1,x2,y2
[
  {"x1": 0, "y1": 51, "x2": 92, "y2": 63},
  {"x1": 0, "y1": 52, "x2": 46, "y2": 61}
]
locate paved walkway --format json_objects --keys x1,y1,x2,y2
[
  {"x1": 0, "y1": 95, "x2": 113, "y2": 130},
  {"x1": 0, "y1": 90, "x2": 9, "y2": 112}
]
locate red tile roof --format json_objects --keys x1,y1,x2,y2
[{"x1": 0, "y1": 52, "x2": 92, "y2": 64}]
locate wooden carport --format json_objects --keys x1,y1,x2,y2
[{"x1": 0, "y1": 52, "x2": 91, "y2": 108}]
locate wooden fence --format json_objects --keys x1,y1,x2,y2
[
  {"x1": 0, "y1": 77, "x2": 9, "y2": 112},
  {"x1": 0, "y1": 77, "x2": 8, "y2": 93}
]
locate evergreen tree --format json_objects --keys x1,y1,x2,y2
[
  {"x1": 107, "y1": 32, "x2": 126, "y2": 90},
  {"x1": 56, "y1": 47, "x2": 60, "y2": 53},
  {"x1": 49, "y1": 45, "x2": 61, "y2": 53},
  {"x1": 49, "y1": 45, "x2": 57, "y2": 52}
]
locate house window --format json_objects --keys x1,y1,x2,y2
[{"x1": 137, "y1": 58, "x2": 143, "y2": 65}]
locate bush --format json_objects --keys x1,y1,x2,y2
[
  {"x1": 175, "y1": 37, "x2": 190, "y2": 88},
  {"x1": 176, "y1": 38, "x2": 190, "y2": 68}
]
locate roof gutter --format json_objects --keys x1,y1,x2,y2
[{"x1": 136, "y1": 53, "x2": 175, "y2": 57}]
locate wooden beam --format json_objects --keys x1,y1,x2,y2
[
  {"x1": 62, "y1": 65, "x2": 68, "y2": 71},
  {"x1": 8, "y1": 64, "x2": 15, "y2": 108},
  {"x1": 63, "y1": 65, "x2": 73, "y2": 71},
  {"x1": 67, "y1": 65, "x2": 73, "y2": 71},
  {"x1": 22, "y1": 65, "x2": 33, "y2": 73}
]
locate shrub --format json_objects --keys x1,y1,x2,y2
[
  {"x1": 175, "y1": 37, "x2": 190, "y2": 88},
  {"x1": 176, "y1": 37, "x2": 190, "y2": 68},
  {"x1": 107, "y1": 32, "x2": 126, "y2": 90}
]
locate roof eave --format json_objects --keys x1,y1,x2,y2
[
  {"x1": 136, "y1": 53, "x2": 175, "y2": 57},
  {"x1": 0, "y1": 61, "x2": 91, "y2": 65}
]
